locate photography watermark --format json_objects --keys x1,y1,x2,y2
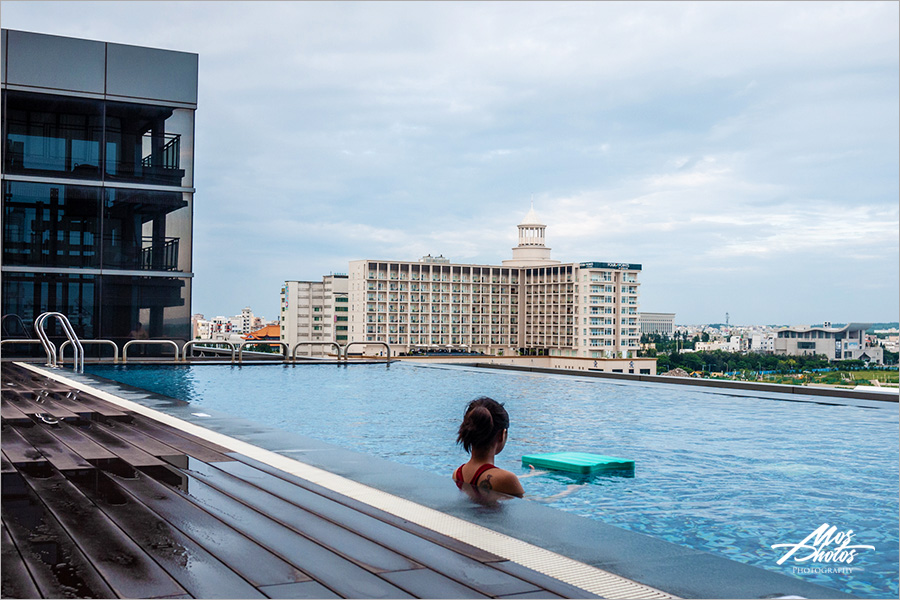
[
  {"x1": 792, "y1": 566, "x2": 857, "y2": 575},
  {"x1": 771, "y1": 523, "x2": 875, "y2": 569}
]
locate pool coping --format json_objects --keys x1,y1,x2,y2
[
  {"x1": 24, "y1": 362, "x2": 865, "y2": 600},
  {"x1": 468, "y1": 363, "x2": 899, "y2": 403}
]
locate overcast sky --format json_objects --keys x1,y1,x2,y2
[{"x1": 4, "y1": 1, "x2": 898, "y2": 325}]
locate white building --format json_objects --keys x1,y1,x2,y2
[
  {"x1": 196, "y1": 307, "x2": 267, "y2": 342},
  {"x1": 347, "y1": 209, "x2": 642, "y2": 358},
  {"x1": 280, "y1": 275, "x2": 349, "y2": 353},
  {"x1": 774, "y1": 323, "x2": 883, "y2": 364},
  {"x1": 639, "y1": 312, "x2": 675, "y2": 336},
  {"x1": 751, "y1": 332, "x2": 776, "y2": 354},
  {"x1": 190, "y1": 313, "x2": 210, "y2": 340}
]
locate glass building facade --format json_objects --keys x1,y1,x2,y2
[{"x1": 1, "y1": 29, "x2": 197, "y2": 350}]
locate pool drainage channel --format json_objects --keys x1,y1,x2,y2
[{"x1": 15, "y1": 361, "x2": 676, "y2": 600}]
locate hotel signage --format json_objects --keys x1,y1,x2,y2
[{"x1": 579, "y1": 262, "x2": 642, "y2": 271}]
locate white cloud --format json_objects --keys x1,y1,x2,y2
[{"x1": 3, "y1": 0, "x2": 897, "y2": 322}]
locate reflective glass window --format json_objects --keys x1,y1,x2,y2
[
  {"x1": 1, "y1": 271, "x2": 98, "y2": 339},
  {"x1": 105, "y1": 101, "x2": 193, "y2": 187},
  {"x1": 102, "y1": 188, "x2": 192, "y2": 272},
  {"x1": 3, "y1": 91, "x2": 103, "y2": 179},
  {"x1": 2, "y1": 181, "x2": 101, "y2": 268},
  {"x1": 100, "y1": 275, "x2": 190, "y2": 343}
]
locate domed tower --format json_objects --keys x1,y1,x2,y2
[{"x1": 502, "y1": 204, "x2": 560, "y2": 266}]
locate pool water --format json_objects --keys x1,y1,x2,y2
[{"x1": 86, "y1": 363, "x2": 899, "y2": 598}]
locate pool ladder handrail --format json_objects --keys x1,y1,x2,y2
[
  {"x1": 291, "y1": 341, "x2": 344, "y2": 361},
  {"x1": 122, "y1": 339, "x2": 181, "y2": 362},
  {"x1": 182, "y1": 340, "x2": 237, "y2": 362},
  {"x1": 34, "y1": 311, "x2": 84, "y2": 373},
  {"x1": 60, "y1": 339, "x2": 120, "y2": 364}
]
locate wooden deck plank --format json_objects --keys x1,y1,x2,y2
[
  {"x1": 1, "y1": 425, "x2": 51, "y2": 468},
  {"x1": 226, "y1": 456, "x2": 504, "y2": 562},
  {"x1": 22, "y1": 469, "x2": 188, "y2": 599},
  {"x1": 66, "y1": 469, "x2": 267, "y2": 599},
  {"x1": 108, "y1": 467, "x2": 310, "y2": 588},
  {"x1": 2, "y1": 390, "x2": 80, "y2": 420},
  {"x1": 184, "y1": 458, "x2": 422, "y2": 573},
  {"x1": 126, "y1": 413, "x2": 235, "y2": 462},
  {"x1": 39, "y1": 421, "x2": 120, "y2": 462},
  {"x1": 1, "y1": 398, "x2": 32, "y2": 423},
  {"x1": 168, "y1": 469, "x2": 414, "y2": 598},
  {"x1": 2, "y1": 481, "x2": 117, "y2": 599},
  {"x1": 68, "y1": 421, "x2": 169, "y2": 468},
  {"x1": 45, "y1": 390, "x2": 131, "y2": 418},
  {"x1": 93, "y1": 418, "x2": 189, "y2": 463},
  {"x1": 1, "y1": 451, "x2": 15, "y2": 474},
  {"x1": 1, "y1": 522, "x2": 41, "y2": 600},
  {"x1": 7, "y1": 423, "x2": 95, "y2": 472},
  {"x1": 219, "y1": 457, "x2": 540, "y2": 597}
]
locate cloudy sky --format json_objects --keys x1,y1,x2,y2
[{"x1": 5, "y1": 1, "x2": 898, "y2": 325}]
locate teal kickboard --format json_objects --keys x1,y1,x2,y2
[{"x1": 522, "y1": 452, "x2": 634, "y2": 474}]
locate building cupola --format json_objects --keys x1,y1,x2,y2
[{"x1": 502, "y1": 203, "x2": 561, "y2": 266}]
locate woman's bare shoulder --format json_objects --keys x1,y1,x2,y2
[{"x1": 480, "y1": 467, "x2": 524, "y2": 497}]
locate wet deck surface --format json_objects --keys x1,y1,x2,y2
[{"x1": 1, "y1": 363, "x2": 598, "y2": 599}]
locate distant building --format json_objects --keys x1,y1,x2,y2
[
  {"x1": 750, "y1": 332, "x2": 776, "y2": 354},
  {"x1": 774, "y1": 323, "x2": 883, "y2": 364},
  {"x1": 191, "y1": 313, "x2": 209, "y2": 339},
  {"x1": 243, "y1": 324, "x2": 280, "y2": 341},
  {"x1": 280, "y1": 275, "x2": 349, "y2": 354},
  {"x1": 639, "y1": 312, "x2": 675, "y2": 336},
  {"x1": 347, "y1": 209, "x2": 642, "y2": 358},
  {"x1": 197, "y1": 307, "x2": 267, "y2": 342}
]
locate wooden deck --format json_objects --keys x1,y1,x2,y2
[{"x1": 1, "y1": 363, "x2": 598, "y2": 599}]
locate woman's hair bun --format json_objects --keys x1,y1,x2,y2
[{"x1": 456, "y1": 397, "x2": 509, "y2": 453}]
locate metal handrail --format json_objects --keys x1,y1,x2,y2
[
  {"x1": 34, "y1": 312, "x2": 84, "y2": 373},
  {"x1": 291, "y1": 341, "x2": 343, "y2": 361},
  {"x1": 122, "y1": 340, "x2": 180, "y2": 363},
  {"x1": 60, "y1": 339, "x2": 119, "y2": 363},
  {"x1": 343, "y1": 341, "x2": 391, "y2": 360},
  {"x1": 182, "y1": 340, "x2": 236, "y2": 362},
  {"x1": 237, "y1": 340, "x2": 289, "y2": 363}
]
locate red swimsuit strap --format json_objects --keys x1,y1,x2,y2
[{"x1": 469, "y1": 463, "x2": 497, "y2": 486}]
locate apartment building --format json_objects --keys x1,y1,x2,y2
[
  {"x1": 280, "y1": 275, "x2": 349, "y2": 352},
  {"x1": 347, "y1": 211, "x2": 641, "y2": 358}
]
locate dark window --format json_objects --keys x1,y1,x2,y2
[
  {"x1": 100, "y1": 275, "x2": 190, "y2": 343},
  {"x1": 105, "y1": 101, "x2": 193, "y2": 187},
  {"x1": 3, "y1": 181, "x2": 101, "y2": 268},
  {"x1": 3, "y1": 91, "x2": 103, "y2": 179},
  {"x1": 103, "y1": 188, "x2": 191, "y2": 272},
  {"x1": 1, "y1": 271, "x2": 98, "y2": 339}
]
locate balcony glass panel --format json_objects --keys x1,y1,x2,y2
[
  {"x1": 103, "y1": 188, "x2": 191, "y2": 272},
  {"x1": 105, "y1": 101, "x2": 193, "y2": 187}
]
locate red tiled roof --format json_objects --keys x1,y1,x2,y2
[{"x1": 242, "y1": 324, "x2": 280, "y2": 341}]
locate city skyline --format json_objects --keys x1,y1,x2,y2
[{"x1": 4, "y1": 1, "x2": 898, "y2": 325}]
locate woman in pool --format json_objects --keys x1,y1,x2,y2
[{"x1": 453, "y1": 397, "x2": 524, "y2": 497}]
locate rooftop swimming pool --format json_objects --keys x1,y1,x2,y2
[{"x1": 86, "y1": 362, "x2": 899, "y2": 598}]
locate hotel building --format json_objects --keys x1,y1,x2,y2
[
  {"x1": 280, "y1": 275, "x2": 349, "y2": 351},
  {"x1": 638, "y1": 312, "x2": 675, "y2": 336},
  {"x1": 1, "y1": 29, "x2": 197, "y2": 348},
  {"x1": 347, "y1": 208, "x2": 642, "y2": 358}
]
